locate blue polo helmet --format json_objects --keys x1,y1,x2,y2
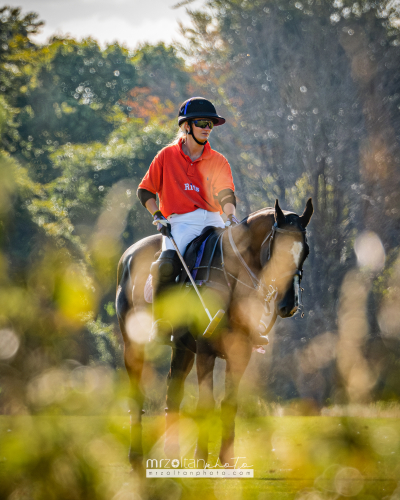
[{"x1": 178, "y1": 97, "x2": 225, "y2": 126}]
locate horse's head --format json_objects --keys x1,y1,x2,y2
[{"x1": 259, "y1": 198, "x2": 313, "y2": 318}]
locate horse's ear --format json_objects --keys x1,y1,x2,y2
[
  {"x1": 274, "y1": 199, "x2": 285, "y2": 226},
  {"x1": 299, "y1": 198, "x2": 313, "y2": 228}
]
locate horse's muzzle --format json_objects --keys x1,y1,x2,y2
[
  {"x1": 277, "y1": 302, "x2": 298, "y2": 318},
  {"x1": 277, "y1": 275, "x2": 301, "y2": 318}
]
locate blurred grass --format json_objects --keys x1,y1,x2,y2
[{"x1": 1, "y1": 415, "x2": 399, "y2": 499}]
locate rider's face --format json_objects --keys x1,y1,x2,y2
[{"x1": 187, "y1": 118, "x2": 213, "y2": 143}]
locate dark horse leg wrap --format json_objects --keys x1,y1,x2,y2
[{"x1": 150, "y1": 250, "x2": 181, "y2": 297}]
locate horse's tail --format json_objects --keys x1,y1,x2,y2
[
  {"x1": 116, "y1": 255, "x2": 133, "y2": 324},
  {"x1": 126, "y1": 256, "x2": 133, "y2": 288},
  {"x1": 117, "y1": 255, "x2": 132, "y2": 286}
]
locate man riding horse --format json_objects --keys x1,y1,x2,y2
[{"x1": 136, "y1": 97, "x2": 267, "y2": 346}]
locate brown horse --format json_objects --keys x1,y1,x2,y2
[{"x1": 116, "y1": 198, "x2": 313, "y2": 467}]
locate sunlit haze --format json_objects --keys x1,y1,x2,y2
[{"x1": 7, "y1": 0, "x2": 201, "y2": 48}]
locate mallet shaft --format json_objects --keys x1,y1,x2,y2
[{"x1": 168, "y1": 235, "x2": 213, "y2": 322}]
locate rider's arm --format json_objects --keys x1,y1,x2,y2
[
  {"x1": 140, "y1": 194, "x2": 169, "y2": 235},
  {"x1": 218, "y1": 188, "x2": 236, "y2": 216},
  {"x1": 223, "y1": 202, "x2": 236, "y2": 218},
  {"x1": 137, "y1": 188, "x2": 162, "y2": 216},
  {"x1": 137, "y1": 188, "x2": 156, "y2": 208},
  {"x1": 144, "y1": 197, "x2": 158, "y2": 215},
  {"x1": 137, "y1": 150, "x2": 163, "y2": 211},
  {"x1": 218, "y1": 188, "x2": 239, "y2": 224}
]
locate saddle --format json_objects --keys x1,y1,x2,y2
[{"x1": 179, "y1": 226, "x2": 225, "y2": 287}]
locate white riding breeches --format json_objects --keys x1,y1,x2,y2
[{"x1": 162, "y1": 209, "x2": 225, "y2": 254}]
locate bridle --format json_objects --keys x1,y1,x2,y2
[
  {"x1": 190, "y1": 217, "x2": 308, "y2": 314},
  {"x1": 221, "y1": 220, "x2": 308, "y2": 314},
  {"x1": 259, "y1": 222, "x2": 307, "y2": 280}
]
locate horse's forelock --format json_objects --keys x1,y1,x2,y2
[
  {"x1": 280, "y1": 214, "x2": 309, "y2": 267},
  {"x1": 284, "y1": 213, "x2": 303, "y2": 229}
]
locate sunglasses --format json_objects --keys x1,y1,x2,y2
[{"x1": 192, "y1": 119, "x2": 214, "y2": 129}]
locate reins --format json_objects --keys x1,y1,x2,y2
[
  {"x1": 193, "y1": 227, "x2": 260, "y2": 291},
  {"x1": 227, "y1": 225, "x2": 260, "y2": 289},
  {"x1": 191, "y1": 218, "x2": 307, "y2": 312},
  {"x1": 224, "y1": 222, "x2": 306, "y2": 291}
]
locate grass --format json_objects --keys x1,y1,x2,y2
[{"x1": 1, "y1": 414, "x2": 400, "y2": 499}]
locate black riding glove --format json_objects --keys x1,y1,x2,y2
[
  {"x1": 225, "y1": 214, "x2": 240, "y2": 227},
  {"x1": 152, "y1": 210, "x2": 171, "y2": 237}
]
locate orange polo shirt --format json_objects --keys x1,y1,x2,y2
[{"x1": 138, "y1": 139, "x2": 235, "y2": 218}]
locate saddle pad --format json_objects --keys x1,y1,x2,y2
[
  {"x1": 144, "y1": 274, "x2": 153, "y2": 303},
  {"x1": 180, "y1": 226, "x2": 224, "y2": 284}
]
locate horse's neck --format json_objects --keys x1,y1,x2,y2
[
  {"x1": 221, "y1": 223, "x2": 262, "y2": 282},
  {"x1": 243, "y1": 213, "x2": 275, "y2": 254}
]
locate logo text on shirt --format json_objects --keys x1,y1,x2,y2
[{"x1": 185, "y1": 183, "x2": 200, "y2": 192}]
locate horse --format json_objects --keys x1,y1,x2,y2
[{"x1": 116, "y1": 198, "x2": 313, "y2": 468}]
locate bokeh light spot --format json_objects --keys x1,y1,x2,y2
[
  {"x1": 334, "y1": 467, "x2": 364, "y2": 497},
  {"x1": 27, "y1": 369, "x2": 68, "y2": 407},
  {"x1": 125, "y1": 310, "x2": 152, "y2": 344},
  {"x1": 294, "y1": 488, "x2": 324, "y2": 500},
  {"x1": 370, "y1": 426, "x2": 399, "y2": 456},
  {"x1": 354, "y1": 231, "x2": 385, "y2": 271},
  {"x1": 0, "y1": 328, "x2": 19, "y2": 360}
]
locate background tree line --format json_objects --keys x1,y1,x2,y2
[{"x1": 1, "y1": 0, "x2": 400, "y2": 414}]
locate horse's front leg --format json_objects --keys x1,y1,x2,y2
[
  {"x1": 220, "y1": 333, "x2": 252, "y2": 467},
  {"x1": 194, "y1": 347, "x2": 216, "y2": 465},
  {"x1": 165, "y1": 346, "x2": 195, "y2": 458}
]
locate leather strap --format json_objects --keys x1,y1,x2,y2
[{"x1": 228, "y1": 226, "x2": 260, "y2": 289}]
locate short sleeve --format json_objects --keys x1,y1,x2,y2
[
  {"x1": 138, "y1": 150, "x2": 164, "y2": 194},
  {"x1": 213, "y1": 159, "x2": 235, "y2": 196}
]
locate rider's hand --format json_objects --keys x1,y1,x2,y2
[
  {"x1": 225, "y1": 214, "x2": 240, "y2": 227},
  {"x1": 152, "y1": 210, "x2": 171, "y2": 237}
]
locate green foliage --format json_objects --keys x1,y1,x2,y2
[
  {"x1": 132, "y1": 43, "x2": 190, "y2": 106},
  {"x1": 1, "y1": 0, "x2": 400, "y2": 419},
  {"x1": 47, "y1": 115, "x2": 175, "y2": 245},
  {"x1": 0, "y1": 24, "x2": 188, "y2": 379},
  {"x1": 104, "y1": 301, "x2": 115, "y2": 317},
  {"x1": 85, "y1": 316, "x2": 122, "y2": 367},
  {"x1": 0, "y1": 6, "x2": 43, "y2": 104},
  {"x1": 13, "y1": 39, "x2": 138, "y2": 182},
  {"x1": 1, "y1": 415, "x2": 400, "y2": 499}
]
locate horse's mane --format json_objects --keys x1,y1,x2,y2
[{"x1": 243, "y1": 206, "x2": 298, "y2": 225}]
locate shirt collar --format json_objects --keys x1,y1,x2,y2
[{"x1": 178, "y1": 138, "x2": 212, "y2": 161}]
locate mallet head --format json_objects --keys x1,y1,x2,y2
[{"x1": 203, "y1": 309, "x2": 225, "y2": 338}]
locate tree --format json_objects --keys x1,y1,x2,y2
[
  {"x1": 178, "y1": 0, "x2": 400, "y2": 402},
  {"x1": 12, "y1": 39, "x2": 137, "y2": 182},
  {"x1": 0, "y1": 6, "x2": 43, "y2": 103}
]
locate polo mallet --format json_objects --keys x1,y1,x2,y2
[{"x1": 166, "y1": 230, "x2": 225, "y2": 337}]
